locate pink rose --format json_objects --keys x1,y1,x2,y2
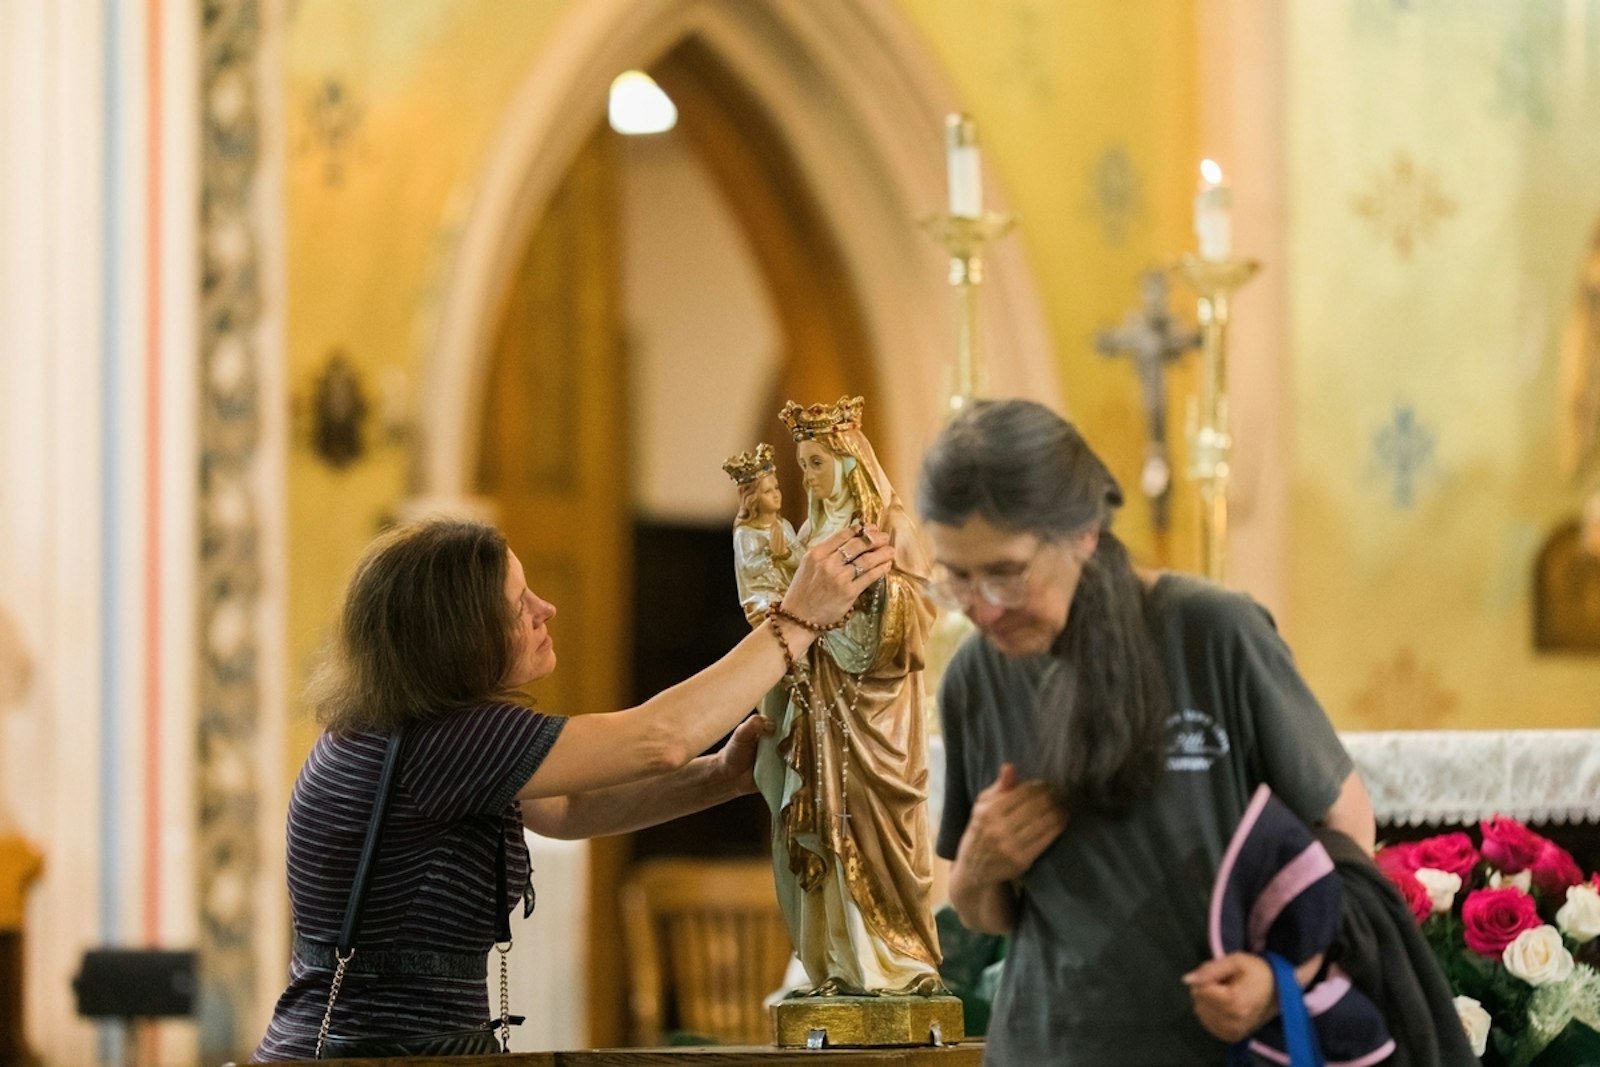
[
  {"x1": 1530, "y1": 842, "x2": 1584, "y2": 897},
  {"x1": 1480, "y1": 816, "x2": 1545, "y2": 874},
  {"x1": 1411, "y1": 832, "x2": 1479, "y2": 884},
  {"x1": 1462, "y1": 887, "x2": 1543, "y2": 957}
]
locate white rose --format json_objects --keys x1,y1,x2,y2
[
  {"x1": 1454, "y1": 995, "x2": 1491, "y2": 1057},
  {"x1": 1556, "y1": 883, "x2": 1600, "y2": 944},
  {"x1": 1415, "y1": 867, "x2": 1462, "y2": 914},
  {"x1": 1502, "y1": 925, "x2": 1575, "y2": 987},
  {"x1": 1489, "y1": 868, "x2": 1534, "y2": 892}
]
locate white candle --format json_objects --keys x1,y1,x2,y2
[
  {"x1": 1194, "y1": 158, "x2": 1233, "y2": 261},
  {"x1": 946, "y1": 113, "x2": 982, "y2": 218}
]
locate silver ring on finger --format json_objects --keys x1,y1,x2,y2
[
  {"x1": 838, "y1": 545, "x2": 851, "y2": 562},
  {"x1": 852, "y1": 562, "x2": 863, "y2": 579}
]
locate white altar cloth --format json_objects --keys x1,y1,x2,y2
[{"x1": 1341, "y1": 730, "x2": 1600, "y2": 827}]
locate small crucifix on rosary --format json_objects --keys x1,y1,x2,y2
[{"x1": 1096, "y1": 270, "x2": 1200, "y2": 531}]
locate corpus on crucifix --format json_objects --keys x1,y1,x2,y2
[{"x1": 1096, "y1": 270, "x2": 1199, "y2": 532}]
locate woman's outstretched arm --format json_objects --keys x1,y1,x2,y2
[
  {"x1": 517, "y1": 525, "x2": 890, "y2": 800},
  {"x1": 521, "y1": 713, "x2": 769, "y2": 838}
]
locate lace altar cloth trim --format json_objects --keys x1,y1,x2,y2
[{"x1": 1341, "y1": 730, "x2": 1600, "y2": 827}]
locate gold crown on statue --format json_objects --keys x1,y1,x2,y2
[
  {"x1": 779, "y1": 395, "x2": 865, "y2": 441},
  {"x1": 722, "y1": 442, "x2": 777, "y2": 485}
]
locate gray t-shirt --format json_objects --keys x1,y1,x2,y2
[{"x1": 936, "y1": 573, "x2": 1352, "y2": 1066}]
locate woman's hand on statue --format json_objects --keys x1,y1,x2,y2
[
  {"x1": 710, "y1": 713, "x2": 773, "y2": 798},
  {"x1": 781, "y1": 523, "x2": 894, "y2": 626},
  {"x1": 958, "y1": 763, "x2": 1068, "y2": 885},
  {"x1": 1182, "y1": 952, "x2": 1279, "y2": 1042}
]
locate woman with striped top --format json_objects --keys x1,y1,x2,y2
[{"x1": 253, "y1": 517, "x2": 890, "y2": 1060}]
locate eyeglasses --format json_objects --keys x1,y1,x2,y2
[{"x1": 923, "y1": 540, "x2": 1053, "y2": 612}]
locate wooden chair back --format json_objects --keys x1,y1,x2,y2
[{"x1": 620, "y1": 857, "x2": 792, "y2": 1045}]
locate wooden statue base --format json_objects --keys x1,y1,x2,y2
[{"x1": 771, "y1": 995, "x2": 964, "y2": 1049}]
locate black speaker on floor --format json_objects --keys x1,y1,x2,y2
[{"x1": 73, "y1": 949, "x2": 197, "y2": 1019}]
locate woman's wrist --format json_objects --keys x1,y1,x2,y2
[{"x1": 772, "y1": 615, "x2": 817, "y2": 657}]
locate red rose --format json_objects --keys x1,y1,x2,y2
[
  {"x1": 1411, "y1": 831, "x2": 1479, "y2": 883},
  {"x1": 1461, "y1": 887, "x2": 1542, "y2": 957},
  {"x1": 1376, "y1": 842, "x2": 1420, "y2": 879},
  {"x1": 1529, "y1": 841, "x2": 1584, "y2": 897},
  {"x1": 1397, "y1": 871, "x2": 1432, "y2": 925},
  {"x1": 1479, "y1": 816, "x2": 1545, "y2": 874}
]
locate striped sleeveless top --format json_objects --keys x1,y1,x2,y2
[{"x1": 253, "y1": 701, "x2": 565, "y2": 1061}]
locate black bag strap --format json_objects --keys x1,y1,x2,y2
[
  {"x1": 493, "y1": 818, "x2": 510, "y2": 944},
  {"x1": 336, "y1": 729, "x2": 513, "y2": 949},
  {"x1": 337, "y1": 729, "x2": 407, "y2": 957}
]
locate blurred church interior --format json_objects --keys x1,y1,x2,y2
[{"x1": 2, "y1": 1, "x2": 1598, "y2": 1063}]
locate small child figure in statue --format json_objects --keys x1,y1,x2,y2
[{"x1": 722, "y1": 443, "x2": 800, "y2": 626}]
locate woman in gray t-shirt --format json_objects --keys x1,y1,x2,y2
[{"x1": 917, "y1": 399, "x2": 1374, "y2": 1066}]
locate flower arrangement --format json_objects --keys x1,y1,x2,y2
[{"x1": 1376, "y1": 816, "x2": 1600, "y2": 1066}]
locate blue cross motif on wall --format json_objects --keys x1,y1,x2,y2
[{"x1": 1373, "y1": 404, "x2": 1435, "y2": 508}]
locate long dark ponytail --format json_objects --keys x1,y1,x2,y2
[{"x1": 918, "y1": 399, "x2": 1168, "y2": 813}]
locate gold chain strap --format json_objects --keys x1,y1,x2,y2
[
  {"x1": 313, "y1": 949, "x2": 354, "y2": 1059},
  {"x1": 495, "y1": 942, "x2": 512, "y2": 1051}
]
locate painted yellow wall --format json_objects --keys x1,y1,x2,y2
[
  {"x1": 898, "y1": 0, "x2": 1203, "y2": 568},
  {"x1": 284, "y1": 1, "x2": 568, "y2": 771},
  {"x1": 1286, "y1": 2, "x2": 1600, "y2": 729}
]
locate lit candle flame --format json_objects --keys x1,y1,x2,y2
[{"x1": 1200, "y1": 159, "x2": 1224, "y2": 185}]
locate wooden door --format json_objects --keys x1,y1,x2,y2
[{"x1": 475, "y1": 127, "x2": 632, "y2": 1047}]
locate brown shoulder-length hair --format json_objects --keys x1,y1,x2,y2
[{"x1": 307, "y1": 519, "x2": 525, "y2": 734}]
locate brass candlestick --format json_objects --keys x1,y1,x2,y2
[
  {"x1": 1173, "y1": 254, "x2": 1260, "y2": 581},
  {"x1": 922, "y1": 211, "x2": 1017, "y2": 413}
]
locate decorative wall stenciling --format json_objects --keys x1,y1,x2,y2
[
  {"x1": 1088, "y1": 145, "x2": 1143, "y2": 246},
  {"x1": 1352, "y1": 151, "x2": 1457, "y2": 259},
  {"x1": 1371, "y1": 403, "x2": 1435, "y2": 509},
  {"x1": 306, "y1": 351, "x2": 370, "y2": 469},
  {"x1": 998, "y1": 1, "x2": 1053, "y2": 104},
  {"x1": 199, "y1": 0, "x2": 265, "y2": 1058},
  {"x1": 1492, "y1": 10, "x2": 1558, "y2": 128},
  {"x1": 1349, "y1": 0, "x2": 1418, "y2": 41},
  {"x1": 1350, "y1": 646, "x2": 1458, "y2": 729},
  {"x1": 300, "y1": 76, "x2": 366, "y2": 186}
]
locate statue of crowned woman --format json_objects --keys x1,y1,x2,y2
[{"x1": 724, "y1": 396, "x2": 958, "y2": 1045}]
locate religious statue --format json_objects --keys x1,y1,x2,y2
[
  {"x1": 733, "y1": 396, "x2": 944, "y2": 1003},
  {"x1": 722, "y1": 444, "x2": 800, "y2": 626}
]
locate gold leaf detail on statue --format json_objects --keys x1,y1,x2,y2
[
  {"x1": 1350, "y1": 646, "x2": 1458, "y2": 729},
  {"x1": 722, "y1": 442, "x2": 777, "y2": 485},
  {"x1": 780, "y1": 395, "x2": 866, "y2": 440},
  {"x1": 1351, "y1": 151, "x2": 1458, "y2": 260},
  {"x1": 836, "y1": 834, "x2": 939, "y2": 970}
]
